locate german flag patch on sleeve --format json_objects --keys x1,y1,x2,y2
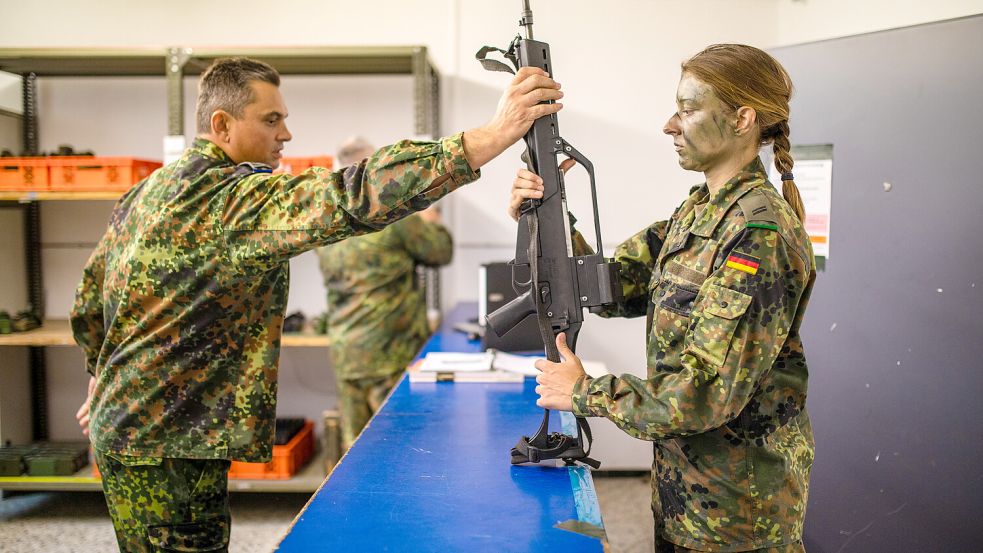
[{"x1": 726, "y1": 251, "x2": 760, "y2": 275}]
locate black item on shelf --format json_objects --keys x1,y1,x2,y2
[
  {"x1": 11, "y1": 310, "x2": 40, "y2": 332},
  {"x1": 48, "y1": 144, "x2": 95, "y2": 157},
  {"x1": 282, "y1": 311, "x2": 306, "y2": 333},
  {"x1": 274, "y1": 418, "x2": 306, "y2": 446}
]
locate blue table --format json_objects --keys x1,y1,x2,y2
[{"x1": 275, "y1": 304, "x2": 606, "y2": 552}]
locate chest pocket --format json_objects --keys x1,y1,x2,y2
[
  {"x1": 687, "y1": 284, "x2": 753, "y2": 366},
  {"x1": 647, "y1": 279, "x2": 700, "y2": 372}
]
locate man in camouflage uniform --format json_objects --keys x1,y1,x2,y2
[
  {"x1": 317, "y1": 137, "x2": 453, "y2": 449},
  {"x1": 513, "y1": 45, "x2": 814, "y2": 552},
  {"x1": 71, "y1": 57, "x2": 563, "y2": 552}
]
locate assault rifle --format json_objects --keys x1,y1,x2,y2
[{"x1": 476, "y1": 1, "x2": 621, "y2": 468}]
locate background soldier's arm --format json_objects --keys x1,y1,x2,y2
[{"x1": 395, "y1": 213, "x2": 453, "y2": 267}]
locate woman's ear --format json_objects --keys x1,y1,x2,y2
[{"x1": 734, "y1": 106, "x2": 757, "y2": 137}]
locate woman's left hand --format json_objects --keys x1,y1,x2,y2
[{"x1": 534, "y1": 332, "x2": 587, "y2": 412}]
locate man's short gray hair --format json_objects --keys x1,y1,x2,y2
[
  {"x1": 196, "y1": 58, "x2": 280, "y2": 135},
  {"x1": 336, "y1": 136, "x2": 376, "y2": 166}
]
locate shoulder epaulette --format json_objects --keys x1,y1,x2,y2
[
  {"x1": 737, "y1": 189, "x2": 778, "y2": 231},
  {"x1": 236, "y1": 162, "x2": 273, "y2": 174}
]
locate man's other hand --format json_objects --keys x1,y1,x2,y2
[{"x1": 76, "y1": 376, "x2": 96, "y2": 437}]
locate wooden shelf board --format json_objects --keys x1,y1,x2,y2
[
  {"x1": 0, "y1": 190, "x2": 124, "y2": 201},
  {"x1": 0, "y1": 463, "x2": 101, "y2": 491},
  {"x1": 0, "y1": 450, "x2": 331, "y2": 493},
  {"x1": 0, "y1": 320, "x2": 328, "y2": 347},
  {"x1": 0, "y1": 319, "x2": 75, "y2": 346},
  {"x1": 281, "y1": 333, "x2": 331, "y2": 347}
]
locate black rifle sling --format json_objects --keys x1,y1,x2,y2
[{"x1": 475, "y1": 43, "x2": 519, "y2": 75}]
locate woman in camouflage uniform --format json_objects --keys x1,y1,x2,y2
[{"x1": 510, "y1": 44, "x2": 815, "y2": 552}]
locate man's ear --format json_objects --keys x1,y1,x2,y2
[
  {"x1": 211, "y1": 110, "x2": 231, "y2": 141},
  {"x1": 734, "y1": 106, "x2": 757, "y2": 137}
]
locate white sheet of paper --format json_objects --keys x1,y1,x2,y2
[
  {"x1": 491, "y1": 351, "x2": 610, "y2": 378},
  {"x1": 418, "y1": 351, "x2": 494, "y2": 372}
]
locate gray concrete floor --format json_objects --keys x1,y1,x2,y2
[{"x1": 0, "y1": 474, "x2": 653, "y2": 552}]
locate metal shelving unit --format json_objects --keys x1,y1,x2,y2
[{"x1": 0, "y1": 46, "x2": 438, "y2": 492}]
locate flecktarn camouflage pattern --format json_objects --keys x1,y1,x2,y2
[
  {"x1": 94, "y1": 448, "x2": 231, "y2": 552},
  {"x1": 318, "y1": 212, "x2": 453, "y2": 446},
  {"x1": 71, "y1": 135, "x2": 478, "y2": 463},
  {"x1": 571, "y1": 158, "x2": 815, "y2": 551},
  {"x1": 317, "y1": 213, "x2": 452, "y2": 381},
  {"x1": 333, "y1": 372, "x2": 404, "y2": 449}
]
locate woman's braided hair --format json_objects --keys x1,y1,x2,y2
[{"x1": 682, "y1": 44, "x2": 806, "y2": 221}]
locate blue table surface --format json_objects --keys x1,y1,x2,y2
[{"x1": 276, "y1": 304, "x2": 605, "y2": 552}]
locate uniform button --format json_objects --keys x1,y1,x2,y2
[{"x1": 719, "y1": 301, "x2": 729, "y2": 308}]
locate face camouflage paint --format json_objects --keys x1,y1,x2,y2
[{"x1": 665, "y1": 74, "x2": 737, "y2": 173}]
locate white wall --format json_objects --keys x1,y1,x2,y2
[
  {"x1": 0, "y1": 1, "x2": 978, "y2": 458},
  {"x1": 774, "y1": 0, "x2": 983, "y2": 45}
]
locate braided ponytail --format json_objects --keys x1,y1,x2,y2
[{"x1": 771, "y1": 121, "x2": 806, "y2": 221}]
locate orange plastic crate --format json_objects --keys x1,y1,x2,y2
[
  {"x1": 0, "y1": 157, "x2": 50, "y2": 191},
  {"x1": 90, "y1": 448, "x2": 100, "y2": 478},
  {"x1": 228, "y1": 420, "x2": 314, "y2": 480},
  {"x1": 48, "y1": 157, "x2": 162, "y2": 192},
  {"x1": 275, "y1": 155, "x2": 334, "y2": 175}
]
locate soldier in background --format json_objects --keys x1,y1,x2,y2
[
  {"x1": 511, "y1": 44, "x2": 815, "y2": 552},
  {"x1": 318, "y1": 136, "x2": 452, "y2": 450},
  {"x1": 72, "y1": 57, "x2": 563, "y2": 552}
]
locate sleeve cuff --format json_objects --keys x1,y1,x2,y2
[
  {"x1": 571, "y1": 374, "x2": 593, "y2": 417},
  {"x1": 440, "y1": 132, "x2": 480, "y2": 190}
]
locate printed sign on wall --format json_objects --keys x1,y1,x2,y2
[{"x1": 768, "y1": 144, "x2": 833, "y2": 259}]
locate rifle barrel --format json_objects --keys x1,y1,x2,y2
[{"x1": 520, "y1": 0, "x2": 534, "y2": 39}]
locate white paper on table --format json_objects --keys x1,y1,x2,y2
[
  {"x1": 491, "y1": 351, "x2": 541, "y2": 376},
  {"x1": 491, "y1": 350, "x2": 609, "y2": 378},
  {"x1": 418, "y1": 351, "x2": 494, "y2": 372}
]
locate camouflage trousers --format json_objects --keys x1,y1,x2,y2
[
  {"x1": 94, "y1": 448, "x2": 231, "y2": 552},
  {"x1": 655, "y1": 535, "x2": 805, "y2": 552},
  {"x1": 336, "y1": 371, "x2": 403, "y2": 449}
]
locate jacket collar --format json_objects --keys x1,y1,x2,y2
[
  {"x1": 685, "y1": 157, "x2": 769, "y2": 238},
  {"x1": 189, "y1": 138, "x2": 234, "y2": 165}
]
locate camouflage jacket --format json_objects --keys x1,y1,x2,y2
[
  {"x1": 70, "y1": 136, "x2": 477, "y2": 462},
  {"x1": 571, "y1": 158, "x2": 815, "y2": 551},
  {"x1": 317, "y1": 213, "x2": 452, "y2": 380}
]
